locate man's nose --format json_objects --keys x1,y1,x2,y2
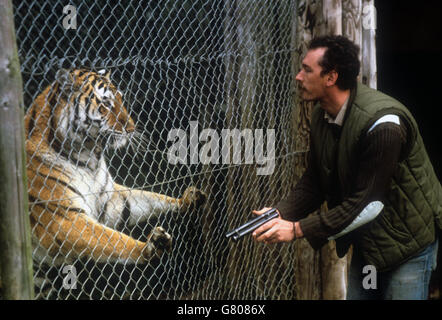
[{"x1": 295, "y1": 70, "x2": 303, "y2": 82}]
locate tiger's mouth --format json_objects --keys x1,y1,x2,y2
[
  {"x1": 101, "y1": 128, "x2": 148, "y2": 154},
  {"x1": 100, "y1": 130, "x2": 129, "y2": 150}
]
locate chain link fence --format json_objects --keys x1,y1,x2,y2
[{"x1": 13, "y1": 0, "x2": 305, "y2": 299}]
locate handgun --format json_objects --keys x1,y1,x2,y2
[{"x1": 226, "y1": 208, "x2": 279, "y2": 241}]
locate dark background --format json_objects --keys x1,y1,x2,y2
[
  {"x1": 375, "y1": 0, "x2": 442, "y2": 298},
  {"x1": 375, "y1": 0, "x2": 442, "y2": 181}
]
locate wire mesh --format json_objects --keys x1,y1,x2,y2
[{"x1": 13, "y1": 0, "x2": 304, "y2": 300}]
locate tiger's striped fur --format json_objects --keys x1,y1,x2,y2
[{"x1": 25, "y1": 69, "x2": 205, "y2": 295}]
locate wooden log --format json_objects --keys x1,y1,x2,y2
[{"x1": 0, "y1": 0, "x2": 34, "y2": 300}]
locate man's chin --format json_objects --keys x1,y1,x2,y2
[
  {"x1": 298, "y1": 90, "x2": 315, "y2": 102},
  {"x1": 299, "y1": 93, "x2": 317, "y2": 103}
]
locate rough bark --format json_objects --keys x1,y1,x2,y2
[{"x1": 0, "y1": 0, "x2": 34, "y2": 300}]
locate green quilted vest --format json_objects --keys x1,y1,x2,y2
[{"x1": 310, "y1": 83, "x2": 442, "y2": 271}]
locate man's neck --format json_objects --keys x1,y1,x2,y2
[{"x1": 320, "y1": 88, "x2": 350, "y2": 118}]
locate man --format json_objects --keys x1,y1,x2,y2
[{"x1": 252, "y1": 35, "x2": 441, "y2": 300}]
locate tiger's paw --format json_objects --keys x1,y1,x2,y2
[
  {"x1": 150, "y1": 226, "x2": 172, "y2": 254},
  {"x1": 181, "y1": 186, "x2": 207, "y2": 210}
]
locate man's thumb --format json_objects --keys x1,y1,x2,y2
[{"x1": 252, "y1": 207, "x2": 273, "y2": 216}]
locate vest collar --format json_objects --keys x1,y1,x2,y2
[
  {"x1": 322, "y1": 84, "x2": 358, "y2": 127},
  {"x1": 324, "y1": 96, "x2": 349, "y2": 126}
]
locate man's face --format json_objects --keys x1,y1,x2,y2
[{"x1": 295, "y1": 48, "x2": 328, "y2": 101}]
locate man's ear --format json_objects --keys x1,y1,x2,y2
[{"x1": 326, "y1": 70, "x2": 338, "y2": 87}]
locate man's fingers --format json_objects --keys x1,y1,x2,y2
[
  {"x1": 252, "y1": 207, "x2": 273, "y2": 216},
  {"x1": 253, "y1": 219, "x2": 277, "y2": 240},
  {"x1": 256, "y1": 226, "x2": 279, "y2": 243},
  {"x1": 252, "y1": 218, "x2": 295, "y2": 243}
]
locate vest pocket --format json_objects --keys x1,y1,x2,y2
[{"x1": 379, "y1": 211, "x2": 410, "y2": 243}]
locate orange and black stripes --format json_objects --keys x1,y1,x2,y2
[{"x1": 25, "y1": 69, "x2": 152, "y2": 264}]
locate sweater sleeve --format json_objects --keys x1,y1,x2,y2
[
  {"x1": 274, "y1": 148, "x2": 324, "y2": 222},
  {"x1": 299, "y1": 120, "x2": 407, "y2": 249}
]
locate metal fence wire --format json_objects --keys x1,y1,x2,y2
[{"x1": 13, "y1": 0, "x2": 305, "y2": 299}]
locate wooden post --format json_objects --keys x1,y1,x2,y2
[
  {"x1": 291, "y1": 0, "x2": 378, "y2": 300},
  {"x1": 0, "y1": 0, "x2": 34, "y2": 300}
]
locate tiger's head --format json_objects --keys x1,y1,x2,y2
[{"x1": 53, "y1": 68, "x2": 137, "y2": 151}]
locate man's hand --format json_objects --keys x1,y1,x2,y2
[{"x1": 251, "y1": 207, "x2": 299, "y2": 244}]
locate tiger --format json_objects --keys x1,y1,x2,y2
[{"x1": 24, "y1": 68, "x2": 206, "y2": 297}]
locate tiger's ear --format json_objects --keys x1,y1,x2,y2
[
  {"x1": 97, "y1": 69, "x2": 111, "y2": 80},
  {"x1": 55, "y1": 68, "x2": 74, "y2": 88}
]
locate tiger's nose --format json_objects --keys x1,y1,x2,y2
[{"x1": 126, "y1": 118, "x2": 135, "y2": 132}]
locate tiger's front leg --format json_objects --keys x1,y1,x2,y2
[
  {"x1": 176, "y1": 186, "x2": 207, "y2": 211},
  {"x1": 105, "y1": 184, "x2": 206, "y2": 231},
  {"x1": 104, "y1": 185, "x2": 206, "y2": 256},
  {"x1": 113, "y1": 185, "x2": 206, "y2": 224}
]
